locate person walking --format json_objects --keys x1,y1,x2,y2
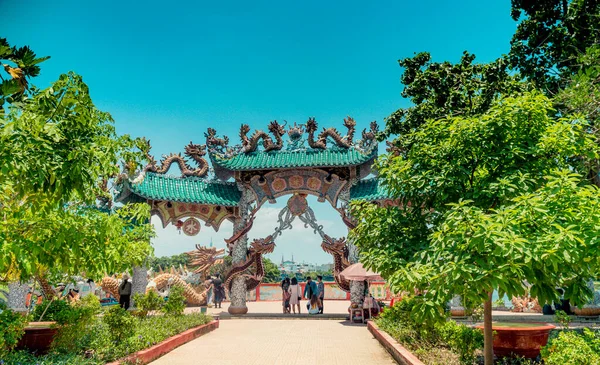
[
  {"x1": 281, "y1": 277, "x2": 291, "y2": 314},
  {"x1": 317, "y1": 275, "x2": 325, "y2": 314},
  {"x1": 213, "y1": 273, "x2": 224, "y2": 309},
  {"x1": 288, "y1": 277, "x2": 302, "y2": 314},
  {"x1": 119, "y1": 273, "x2": 132, "y2": 310},
  {"x1": 303, "y1": 276, "x2": 318, "y2": 310}
]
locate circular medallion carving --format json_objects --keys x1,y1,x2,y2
[
  {"x1": 189, "y1": 204, "x2": 198, "y2": 212},
  {"x1": 178, "y1": 204, "x2": 186, "y2": 213},
  {"x1": 271, "y1": 178, "x2": 287, "y2": 192},
  {"x1": 307, "y1": 176, "x2": 322, "y2": 191},
  {"x1": 200, "y1": 206, "x2": 210, "y2": 215},
  {"x1": 182, "y1": 218, "x2": 201, "y2": 236},
  {"x1": 287, "y1": 194, "x2": 308, "y2": 216},
  {"x1": 289, "y1": 175, "x2": 304, "y2": 189}
]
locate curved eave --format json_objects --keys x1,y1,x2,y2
[
  {"x1": 116, "y1": 172, "x2": 241, "y2": 207},
  {"x1": 349, "y1": 178, "x2": 392, "y2": 202}
]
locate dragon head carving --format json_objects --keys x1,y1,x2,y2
[
  {"x1": 321, "y1": 235, "x2": 348, "y2": 256},
  {"x1": 240, "y1": 124, "x2": 251, "y2": 139},
  {"x1": 249, "y1": 236, "x2": 276, "y2": 255},
  {"x1": 306, "y1": 117, "x2": 318, "y2": 133},
  {"x1": 184, "y1": 142, "x2": 207, "y2": 158},
  {"x1": 267, "y1": 120, "x2": 286, "y2": 137},
  {"x1": 187, "y1": 245, "x2": 225, "y2": 276},
  {"x1": 343, "y1": 116, "x2": 357, "y2": 130}
]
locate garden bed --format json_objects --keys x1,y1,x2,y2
[
  {"x1": 368, "y1": 321, "x2": 424, "y2": 365},
  {"x1": 2, "y1": 312, "x2": 214, "y2": 365},
  {"x1": 107, "y1": 319, "x2": 219, "y2": 365}
]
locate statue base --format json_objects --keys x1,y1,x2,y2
[{"x1": 228, "y1": 306, "x2": 248, "y2": 315}]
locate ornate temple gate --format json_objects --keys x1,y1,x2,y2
[{"x1": 117, "y1": 118, "x2": 393, "y2": 314}]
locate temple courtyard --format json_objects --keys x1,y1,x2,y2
[{"x1": 150, "y1": 319, "x2": 397, "y2": 365}]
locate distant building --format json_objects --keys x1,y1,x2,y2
[{"x1": 279, "y1": 255, "x2": 331, "y2": 275}]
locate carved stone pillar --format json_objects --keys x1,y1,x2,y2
[
  {"x1": 228, "y1": 186, "x2": 252, "y2": 315},
  {"x1": 7, "y1": 281, "x2": 29, "y2": 311},
  {"x1": 131, "y1": 265, "x2": 148, "y2": 308},
  {"x1": 228, "y1": 217, "x2": 249, "y2": 314}
]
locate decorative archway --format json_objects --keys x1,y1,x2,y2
[{"x1": 116, "y1": 117, "x2": 396, "y2": 314}]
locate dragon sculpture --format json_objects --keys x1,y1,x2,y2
[
  {"x1": 186, "y1": 245, "x2": 225, "y2": 279},
  {"x1": 143, "y1": 140, "x2": 209, "y2": 177},
  {"x1": 100, "y1": 276, "x2": 121, "y2": 301},
  {"x1": 99, "y1": 273, "x2": 209, "y2": 305},
  {"x1": 360, "y1": 121, "x2": 379, "y2": 149},
  {"x1": 146, "y1": 273, "x2": 209, "y2": 305},
  {"x1": 239, "y1": 120, "x2": 286, "y2": 153},
  {"x1": 224, "y1": 236, "x2": 276, "y2": 292},
  {"x1": 306, "y1": 116, "x2": 356, "y2": 149},
  {"x1": 35, "y1": 275, "x2": 57, "y2": 300},
  {"x1": 321, "y1": 235, "x2": 351, "y2": 292},
  {"x1": 205, "y1": 128, "x2": 230, "y2": 149}
]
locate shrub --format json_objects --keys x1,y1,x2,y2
[
  {"x1": 103, "y1": 306, "x2": 135, "y2": 342},
  {"x1": 376, "y1": 296, "x2": 483, "y2": 365},
  {"x1": 1, "y1": 350, "x2": 100, "y2": 365},
  {"x1": 94, "y1": 312, "x2": 212, "y2": 362},
  {"x1": 51, "y1": 295, "x2": 102, "y2": 353},
  {"x1": 437, "y1": 320, "x2": 483, "y2": 365},
  {"x1": 32, "y1": 299, "x2": 72, "y2": 323},
  {"x1": 132, "y1": 290, "x2": 163, "y2": 317},
  {"x1": 541, "y1": 328, "x2": 600, "y2": 365},
  {"x1": 162, "y1": 285, "x2": 185, "y2": 316},
  {"x1": 0, "y1": 304, "x2": 28, "y2": 356}
]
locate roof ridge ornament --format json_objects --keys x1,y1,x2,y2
[
  {"x1": 122, "y1": 139, "x2": 211, "y2": 185},
  {"x1": 239, "y1": 120, "x2": 286, "y2": 153},
  {"x1": 306, "y1": 116, "x2": 356, "y2": 149},
  {"x1": 206, "y1": 117, "x2": 379, "y2": 166}
]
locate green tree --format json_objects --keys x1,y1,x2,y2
[
  {"x1": 384, "y1": 52, "x2": 521, "y2": 139},
  {"x1": 0, "y1": 41, "x2": 154, "y2": 282},
  {"x1": 352, "y1": 92, "x2": 600, "y2": 365},
  {"x1": 149, "y1": 253, "x2": 190, "y2": 273},
  {"x1": 508, "y1": 0, "x2": 600, "y2": 92},
  {"x1": 0, "y1": 38, "x2": 49, "y2": 109},
  {"x1": 262, "y1": 257, "x2": 282, "y2": 283}
]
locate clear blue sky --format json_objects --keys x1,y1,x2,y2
[{"x1": 2, "y1": 0, "x2": 517, "y2": 264}]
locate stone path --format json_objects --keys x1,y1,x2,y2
[{"x1": 150, "y1": 319, "x2": 396, "y2": 365}]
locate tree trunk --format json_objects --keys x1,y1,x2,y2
[{"x1": 484, "y1": 292, "x2": 494, "y2": 365}]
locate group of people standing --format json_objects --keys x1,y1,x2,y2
[{"x1": 281, "y1": 276, "x2": 324, "y2": 314}]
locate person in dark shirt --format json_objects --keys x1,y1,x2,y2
[
  {"x1": 212, "y1": 273, "x2": 225, "y2": 308},
  {"x1": 119, "y1": 273, "x2": 132, "y2": 310},
  {"x1": 317, "y1": 275, "x2": 325, "y2": 314}
]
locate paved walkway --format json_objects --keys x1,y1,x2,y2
[
  {"x1": 192, "y1": 300, "x2": 355, "y2": 317},
  {"x1": 150, "y1": 319, "x2": 396, "y2": 365}
]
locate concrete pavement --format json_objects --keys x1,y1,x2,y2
[{"x1": 149, "y1": 319, "x2": 397, "y2": 365}]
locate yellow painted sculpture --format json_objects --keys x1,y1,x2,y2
[{"x1": 147, "y1": 273, "x2": 208, "y2": 305}]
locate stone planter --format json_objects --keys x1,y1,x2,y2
[
  {"x1": 573, "y1": 305, "x2": 600, "y2": 316},
  {"x1": 450, "y1": 307, "x2": 467, "y2": 317},
  {"x1": 475, "y1": 322, "x2": 555, "y2": 359},
  {"x1": 16, "y1": 321, "x2": 58, "y2": 354}
]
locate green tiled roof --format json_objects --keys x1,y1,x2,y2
[
  {"x1": 350, "y1": 178, "x2": 391, "y2": 201},
  {"x1": 123, "y1": 172, "x2": 241, "y2": 206},
  {"x1": 211, "y1": 147, "x2": 376, "y2": 171}
]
